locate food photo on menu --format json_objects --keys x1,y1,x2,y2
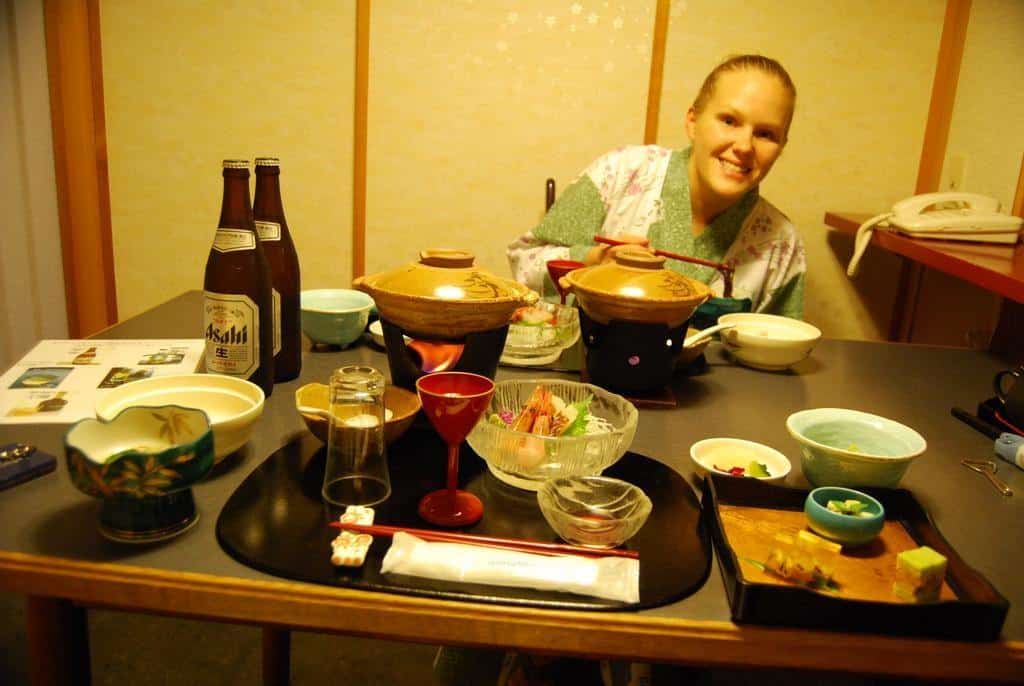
[
  {"x1": 98, "y1": 367, "x2": 154, "y2": 389},
  {"x1": 8, "y1": 367, "x2": 73, "y2": 390}
]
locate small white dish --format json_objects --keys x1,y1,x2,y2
[
  {"x1": 367, "y1": 319, "x2": 410, "y2": 348},
  {"x1": 689, "y1": 437, "x2": 792, "y2": 483},
  {"x1": 719, "y1": 313, "x2": 821, "y2": 371}
]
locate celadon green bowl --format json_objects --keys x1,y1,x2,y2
[
  {"x1": 300, "y1": 289, "x2": 374, "y2": 347},
  {"x1": 804, "y1": 486, "x2": 885, "y2": 546},
  {"x1": 786, "y1": 408, "x2": 926, "y2": 488},
  {"x1": 65, "y1": 405, "x2": 214, "y2": 543}
]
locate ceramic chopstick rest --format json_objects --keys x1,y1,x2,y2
[
  {"x1": 330, "y1": 506, "x2": 375, "y2": 567},
  {"x1": 380, "y1": 531, "x2": 640, "y2": 603}
]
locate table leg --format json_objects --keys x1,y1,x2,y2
[
  {"x1": 889, "y1": 259, "x2": 924, "y2": 342},
  {"x1": 261, "y1": 626, "x2": 291, "y2": 686},
  {"x1": 26, "y1": 596, "x2": 90, "y2": 686}
]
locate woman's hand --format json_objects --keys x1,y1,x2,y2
[{"x1": 583, "y1": 234, "x2": 651, "y2": 266}]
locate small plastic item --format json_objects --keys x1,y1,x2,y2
[
  {"x1": 330, "y1": 505, "x2": 375, "y2": 567},
  {"x1": 994, "y1": 432, "x2": 1024, "y2": 470},
  {"x1": 892, "y1": 545, "x2": 947, "y2": 603}
]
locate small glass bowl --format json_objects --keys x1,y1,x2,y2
[{"x1": 537, "y1": 476, "x2": 651, "y2": 548}]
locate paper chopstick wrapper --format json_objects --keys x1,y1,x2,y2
[
  {"x1": 380, "y1": 531, "x2": 639, "y2": 603},
  {"x1": 331, "y1": 505, "x2": 375, "y2": 567}
]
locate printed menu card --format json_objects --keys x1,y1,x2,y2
[{"x1": 0, "y1": 340, "x2": 204, "y2": 424}]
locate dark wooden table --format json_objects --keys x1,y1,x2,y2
[{"x1": 1, "y1": 291, "x2": 1022, "y2": 684}]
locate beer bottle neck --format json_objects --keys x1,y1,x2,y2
[
  {"x1": 219, "y1": 171, "x2": 253, "y2": 229},
  {"x1": 254, "y1": 170, "x2": 284, "y2": 219}
]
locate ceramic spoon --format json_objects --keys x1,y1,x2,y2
[{"x1": 682, "y1": 322, "x2": 737, "y2": 350}]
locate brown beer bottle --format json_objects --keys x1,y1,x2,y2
[
  {"x1": 203, "y1": 160, "x2": 274, "y2": 397},
  {"x1": 253, "y1": 157, "x2": 301, "y2": 381}
]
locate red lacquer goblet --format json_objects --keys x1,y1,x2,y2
[
  {"x1": 546, "y1": 259, "x2": 585, "y2": 305},
  {"x1": 415, "y1": 371, "x2": 496, "y2": 527}
]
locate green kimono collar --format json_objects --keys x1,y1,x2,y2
[{"x1": 651, "y1": 147, "x2": 758, "y2": 282}]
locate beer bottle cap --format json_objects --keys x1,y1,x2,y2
[
  {"x1": 222, "y1": 159, "x2": 249, "y2": 169},
  {"x1": 255, "y1": 157, "x2": 280, "y2": 167}
]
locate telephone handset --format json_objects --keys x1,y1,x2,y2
[{"x1": 847, "y1": 192, "x2": 1023, "y2": 277}]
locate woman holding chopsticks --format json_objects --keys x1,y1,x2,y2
[{"x1": 507, "y1": 54, "x2": 806, "y2": 320}]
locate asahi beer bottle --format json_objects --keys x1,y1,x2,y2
[
  {"x1": 253, "y1": 157, "x2": 301, "y2": 381},
  {"x1": 203, "y1": 159, "x2": 274, "y2": 397}
]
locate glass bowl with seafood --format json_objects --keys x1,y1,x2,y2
[
  {"x1": 500, "y1": 302, "x2": 580, "y2": 366},
  {"x1": 465, "y1": 379, "x2": 638, "y2": 490}
]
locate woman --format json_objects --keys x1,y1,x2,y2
[{"x1": 508, "y1": 54, "x2": 805, "y2": 319}]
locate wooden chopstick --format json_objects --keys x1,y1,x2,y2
[
  {"x1": 593, "y1": 235, "x2": 735, "y2": 297},
  {"x1": 328, "y1": 521, "x2": 640, "y2": 560}
]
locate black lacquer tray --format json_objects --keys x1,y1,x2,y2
[
  {"x1": 216, "y1": 430, "x2": 711, "y2": 610},
  {"x1": 703, "y1": 476, "x2": 1009, "y2": 640}
]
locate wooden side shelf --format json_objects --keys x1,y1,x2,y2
[{"x1": 825, "y1": 212, "x2": 1024, "y2": 304}]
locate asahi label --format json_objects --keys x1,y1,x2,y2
[
  {"x1": 203, "y1": 291, "x2": 259, "y2": 377},
  {"x1": 255, "y1": 220, "x2": 281, "y2": 241},
  {"x1": 212, "y1": 228, "x2": 256, "y2": 253},
  {"x1": 272, "y1": 288, "x2": 281, "y2": 356}
]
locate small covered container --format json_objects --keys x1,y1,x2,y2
[
  {"x1": 559, "y1": 250, "x2": 711, "y2": 328},
  {"x1": 353, "y1": 249, "x2": 538, "y2": 340}
]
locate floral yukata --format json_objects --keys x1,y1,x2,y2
[{"x1": 507, "y1": 145, "x2": 806, "y2": 319}]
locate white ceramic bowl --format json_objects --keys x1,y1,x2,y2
[
  {"x1": 95, "y1": 373, "x2": 264, "y2": 462},
  {"x1": 786, "y1": 408, "x2": 927, "y2": 488},
  {"x1": 719, "y1": 313, "x2": 821, "y2": 371},
  {"x1": 689, "y1": 437, "x2": 791, "y2": 483}
]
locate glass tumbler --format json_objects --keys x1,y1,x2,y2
[{"x1": 321, "y1": 365, "x2": 391, "y2": 508}]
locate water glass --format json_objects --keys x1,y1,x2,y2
[{"x1": 321, "y1": 366, "x2": 391, "y2": 508}]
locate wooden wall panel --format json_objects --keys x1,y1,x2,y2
[{"x1": 43, "y1": 0, "x2": 116, "y2": 336}]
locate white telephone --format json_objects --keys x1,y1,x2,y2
[{"x1": 847, "y1": 192, "x2": 1023, "y2": 277}]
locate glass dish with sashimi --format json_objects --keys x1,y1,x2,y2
[
  {"x1": 466, "y1": 379, "x2": 638, "y2": 490},
  {"x1": 500, "y1": 302, "x2": 580, "y2": 366}
]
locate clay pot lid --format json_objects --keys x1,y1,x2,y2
[
  {"x1": 354, "y1": 249, "x2": 534, "y2": 303},
  {"x1": 562, "y1": 249, "x2": 711, "y2": 304}
]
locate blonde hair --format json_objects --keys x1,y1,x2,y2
[{"x1": 692, "y1": 54, "x2": 796, "y2": 133}]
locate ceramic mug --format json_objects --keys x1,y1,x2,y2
[{"x1": 993, "y1": 366, "x2": 1024, "y2": 428}]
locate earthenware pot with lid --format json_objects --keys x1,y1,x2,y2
[
  {"x1": 559, "y1": 250, "x2": 712, "y2": 328},
  {"x1": 353, "y1": 249, "x2": 538, "y2": 339}
]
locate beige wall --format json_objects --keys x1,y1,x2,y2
[
  {"x1": 0, "y1": 0, "x2": 66, "y2": 369},
  {"x1": 366, "y1": 0, "x2": 655, "y2": 277},
  {"x1": 101, "y1": 0, "x2": 356, "y2": 320},
  {"x1": 99, "y1": 0, "x2": 1008, "y2": 345}
]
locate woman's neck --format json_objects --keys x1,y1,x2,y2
[{"x1": 687, "y1": 154, "x2": 730, "y2": 237}]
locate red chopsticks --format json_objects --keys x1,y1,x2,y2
[
  {"x1": 329, "y1": 521, "x2": 640, "y2": 560},
  {"x1": 593, "y1": 235, "x2": 735, "y2": 297}
]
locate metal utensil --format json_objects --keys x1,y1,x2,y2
[
  {"x1": 0, "y1": 443, "x2": 36, "y2": 462},
  {"x1": 961, "y1": 459, "x2": 1013, "y2": 497}
]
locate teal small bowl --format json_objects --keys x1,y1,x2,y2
[
  {"x1": 300, "y1": 289, "x2": 374, "y2": 347},
  {"x1": 786, "y1": 408, "x2": 926, "y2": 488},
  {"x1": 804, "y1": 486, "x2": 885, "y2": 546}
]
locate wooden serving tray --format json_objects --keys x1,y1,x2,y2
[
  {"x1": 719, "y1": 505, "x2": 957, "y2": 603},
  {"x1": 703, "y1": 476, "x2": 1008, "y2": 640}
]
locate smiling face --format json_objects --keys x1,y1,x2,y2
[{"x1": 685, "y1": 69, "x2": 793, "y2": 220}]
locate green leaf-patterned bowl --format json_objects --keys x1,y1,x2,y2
[{"x1": 65, "y1": 405, "x2": 214, "y2": 543}]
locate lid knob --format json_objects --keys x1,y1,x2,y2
[
  {"x1": 419, "y1": 249, "x2": 475, "y2": 268},
  {"x1": 613, "y1": 249, "x2": 666, "y2": 270}
]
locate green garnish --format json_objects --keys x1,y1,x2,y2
[
  {"x1": 826, "y1": 499, "x2": 870, "y2": 516},
  {"x1": 563, "y1": 394, "x2": 594, "y2": 437},
  {"x1": 746, "y1": 461, "x2": 770, "y2": 478}
]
